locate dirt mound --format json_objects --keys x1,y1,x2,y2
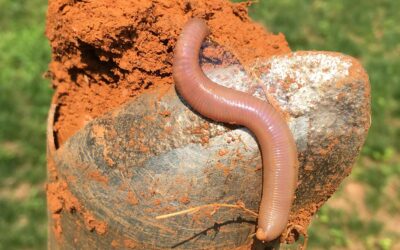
[
  {"x1": 46, "y1": 0, "x2": 290, "y2": 146},
  {"x1": 46, "y1": 1, "x2": 371, "y2": 249}
]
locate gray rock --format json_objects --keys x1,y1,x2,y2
[{"x1": 52, "y1": 51, "x2": 370, "y2": 249}]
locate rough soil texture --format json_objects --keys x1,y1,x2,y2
[
  {"x1": 46, "y1": 0, "x2": 290, "y2": 146},
  {"x1": 45, "y1": 0, "x2": 370, "y2": 249},
  {"x1": 46, "y1": 0, "x2": 290, "y2": 248}
]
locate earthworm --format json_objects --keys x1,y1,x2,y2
[{"x1": 173, "y1": 18, "x2": 298, "y2": 241}]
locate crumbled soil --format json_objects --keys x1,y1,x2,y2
[
  {"x1": 45, "y1": 1, "x2": 373, "y2": 248},
  {"x1": 46, "y1": 179, "x2": 108, "y2": 240},
  {"x1": 45, "y1": 0, "x2": 290, "y2": 146},
  {"x1": 46, "y1": 0, "x2": 294, "y2": 248}
]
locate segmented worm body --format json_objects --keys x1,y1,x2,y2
[{"x1": 173, "y1": 18, "x2": 298, "y2": 241}]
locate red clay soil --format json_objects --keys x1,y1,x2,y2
[
  {"x1": 45, "y1": 0, "x2": 293, "y2": 247},
  {"x1": 46, "y1": 180, "x2": 108, "y2": 240},
  {"x1": 45, "y1": 0, "x2": 290, "y2": 146}
]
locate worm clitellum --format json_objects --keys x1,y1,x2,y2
[{"x1": 173, "y1": 18, "x2": 299, "y2": 242}]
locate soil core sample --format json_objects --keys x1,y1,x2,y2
[{"x1": 45, "y1": 0, "x2": 370, "y2": 249}]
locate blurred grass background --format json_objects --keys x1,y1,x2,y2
[
  {"x1": 0, "y1": 0, "x2": 398, "y2": 249},
  {"x1": 0, "y1": 0, "x2": 50, "y2": 248}
]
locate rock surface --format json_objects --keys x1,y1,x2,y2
[{"x1": 50, "y1": 51, "x2": 370, "y2": 249}]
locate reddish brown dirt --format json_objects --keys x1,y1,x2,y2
[
  {"x1": 46, "y1": 180, "x2": 108, "y2": 239},
  {"x1": 126, "y1": 191, "x2": 139, "y2": 206},
  {"x1": 45, "y1": 1, "x2": 371, "y2": 246},
  {"x1": 46, "y1": 0, "x2": 295, "y2": 248},
  {"x1": 46, "y1": 0, "x2": 290, "y2": 146}
]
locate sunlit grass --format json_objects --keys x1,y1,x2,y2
[{"x1": 0, "y1": 0, "x2": 51, "y2": 248}]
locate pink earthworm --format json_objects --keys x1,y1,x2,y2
[{"x1": 173, "y1": 18, "x2": 298, "y2": 242}]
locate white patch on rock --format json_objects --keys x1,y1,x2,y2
[
  {"x1": 259, "y1": 52, "x2": 352, "y2": 116},
  {"x1": 201, "y1": 52, "x2": 354, "y2": 153}
]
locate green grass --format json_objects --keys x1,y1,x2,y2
[
  {"x1": 0, "y1": 0, "x2": 51, "y2": 249},
  {"x1": 0, "y1": 0, "x2": 399, "y2": 249}
]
